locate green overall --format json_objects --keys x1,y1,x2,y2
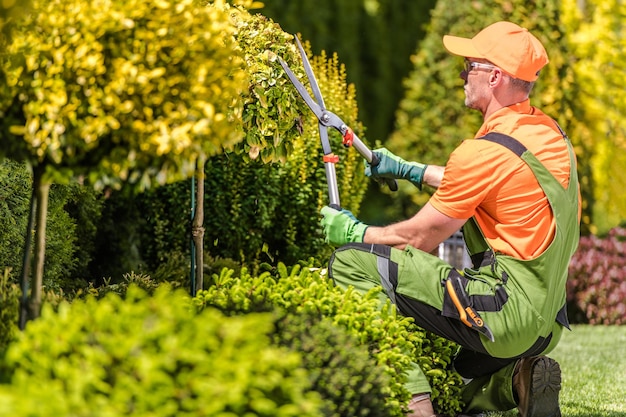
[{"x1": 328, "y1": 132, "x2": 580, "y2": 412}]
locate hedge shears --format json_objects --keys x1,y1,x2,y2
[{"x1": 279, "y1": 36, "x2": 397, "y2": 209}]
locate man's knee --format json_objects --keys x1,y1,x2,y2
[{"x1": 328, "y1": 243, "x2": 394, "y2": 296}]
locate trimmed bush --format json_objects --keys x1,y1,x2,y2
[
  {"x1": 194, "y1": 263, "x2": 463, "y2": 416},
  {"x1": 0, "y1": 286, "x2": 323, "y2": 416},
  {"x1": 58, "y1": 273, "x2": 396, "y2": 416},
  {"x1": 273, "y1": 311, "x2": 394, "y2": 416},
  {"x1": 567, "y1": 227, "x2": 626, "y2": 325}
]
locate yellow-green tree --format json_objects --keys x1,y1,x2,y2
[
  {"x1": 0, "y1": 0, "x2": 31, "y2": 28},
  {"x1": 102, "y1": 20, "x2": 371, "y2": 279},
  {"x1": 562, "y1": 0, "x2": 626, "y2": 233},
  {"x1": 0, "y1": 0, "x2": 249, "y2": 324}
]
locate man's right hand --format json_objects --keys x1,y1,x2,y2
[
  {"x1": 365, "y1": 148, "x2": 427, "y2": 189},
  {"x1": 320, "y1": 206, "x2": 368, "y2": 247}
]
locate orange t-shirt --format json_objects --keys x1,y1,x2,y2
[{"x1": 430, "y1": 100, "x2": 578, "y2": 260}]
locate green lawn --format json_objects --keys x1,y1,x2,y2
[{"x1": 483, "y1": 325, "x2": 626, "y2": 417}]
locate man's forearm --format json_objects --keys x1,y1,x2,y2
[
  {"x1": 422, "y1": 165, "x2": 445, "y2": 189},
  {"x1": 362, "y1": 202, "x2": 467, "y2": 253},
  {"x1": 362, "y1": 223, "x2": 414, "y2": 250}
]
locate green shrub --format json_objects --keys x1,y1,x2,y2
[
  {"x1": 273, "y1": 310, "x2": 395, "y2": 416},
  {"x1": 202, "y1": 30, "x2": 369, "y2": 265},
  {"x1": 194, "y1": 263, "x2": 463, "y2": 416},
  {"x1": 0, "y1": 285, "x2": 323, "y2": 416},
  {"x1": 80, "y1": 271, "x2": 162, "y2": 299},
  {"x1": 0, "y1": 160, "x2": 29, "y2": 279},
  {"x1": 0, "y1": 159, "x2": 103, "y2": 292},
  {"x1": 0, "y1": 269, "x2": 19, "y2": 355}
]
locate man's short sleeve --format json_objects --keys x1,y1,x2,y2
[{"x1": 430, "y1": 140, "x2": 497, "y2": 219}]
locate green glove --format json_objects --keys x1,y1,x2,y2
[
  {"x1": 365, "y1": 148, "x2": 427, "y2": 189},
  {"x1": 320, "y1": 206, "x2": 368, "y2": 247}
]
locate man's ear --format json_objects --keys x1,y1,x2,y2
[{"x1": 489, "y1": 69, "x2": 504, "y2": 88}]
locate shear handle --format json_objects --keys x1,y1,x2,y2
[{"x1": 340, "y1": 125, "x2": 398, "y2": 192}]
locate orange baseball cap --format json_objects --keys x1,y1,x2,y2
[{"x1": 443, "y1": 21, "x2": 549, "y2": 82}]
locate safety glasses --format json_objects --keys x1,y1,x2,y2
[{"x1": 464, "y1": 59, "x2": 496, "y2": 74}]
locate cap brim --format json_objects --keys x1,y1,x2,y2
[{"x1": 443, "y1": 35, "x2": 483, "y2": 59}]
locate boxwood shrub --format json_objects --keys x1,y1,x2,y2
[
  {"x1": 194, "y1": 263, "x2": 464, "y2": 416},
  {"x1": 0, "y1": 286, "x2": 323, "y2": 416},
  {"x1": 272, "y1": 310, "x2": 395, "y2": 416}
]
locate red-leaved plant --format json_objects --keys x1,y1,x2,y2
[{"x1": 567, "y1": 227, "x2": 626, "y2": 325}]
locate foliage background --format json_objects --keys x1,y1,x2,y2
[{"x1": 561, "y1": 0, "x2": 626, "y2": 233}]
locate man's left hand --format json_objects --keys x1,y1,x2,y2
[{"x1": 320, "y1": 206, "x2": 368, "y2": 246}]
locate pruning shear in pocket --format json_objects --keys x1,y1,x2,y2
[{"x1": 279, "y1": 35, "x2": 397, "y2": 210}]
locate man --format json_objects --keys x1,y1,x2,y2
[{"x1": 320, "y1": 21, "x2": 580, "y2": 417}]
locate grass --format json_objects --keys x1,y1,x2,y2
[{"x1": 483, "y1": 325, "x2": 626, "y2": 417}]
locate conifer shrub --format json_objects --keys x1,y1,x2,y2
[
  {"x1": 0, "y1": 159, "x2": 101, "y2": 292},
  {"x1": 194, "y1": 263, "x2": 464, "y2": 416},
  {"x1": 0, "y1": 286, "x2": 323, "y2": 416},
  {"x1": 567, "y1": 227, "x2": 626, "y2": 325},
  {"x1": 0, "y1": 270, "x2": 19, "y2": 356}
]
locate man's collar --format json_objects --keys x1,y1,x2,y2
[{"x1": 475, "y1": 99, "x2": 531, "y2": 137}]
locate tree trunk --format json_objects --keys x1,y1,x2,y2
[
  {"x1": 28, "y1": 178, "x2": 50, "y2": 321},
  {"x1": 18, "y1": 178, "x2": 37, "y2": 330},
  {"x1": 18, "y1": 166, "x2": 50, "y2": 326},
  {"x1": 191, "y1": 156, "x2": 205, "y2": 293}
]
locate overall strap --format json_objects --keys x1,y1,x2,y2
[
  {"x1": 477, "y1": 129, "x2": 575, "y2": 330},
  {"x1": 480, "y1": 126, "x2": 578, "y2": 205},
  {"x1": 480, "y1": 132, "x2": 527, "y2": 156}
]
